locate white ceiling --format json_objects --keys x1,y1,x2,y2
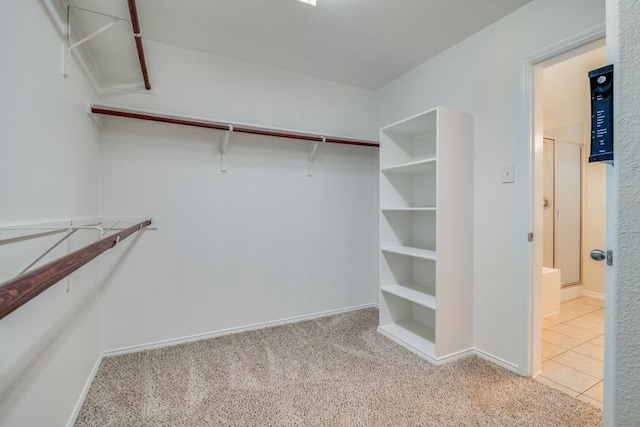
[{"x1": 69, "y1": 0, "x2": 532, "y2": 90}]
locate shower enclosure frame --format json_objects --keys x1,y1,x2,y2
[{"x1": 543, "y1": 137, "x2": 583, "y2": 288}]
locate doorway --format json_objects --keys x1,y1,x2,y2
[{"x1": 524, "y1": 28, "x2": 607, "y2": 409}]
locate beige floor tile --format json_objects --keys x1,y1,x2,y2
[
  {"x1": 542, "y1": 330, "x2": 586, "y2": 349},
  {"x1": 577, "y1": 394, "x2": 603, "y2": 410},
  {"x1": 581, "y1": 309, "x2": 605, "y2": 325},
  {"x1": 535, "y1": 376, "x2": 579, "y2": 397},
  {"x1": 573, "y1": 342, "x2": 605, "y2": 361},
  {"x1": 561, "y1": 301, "x2": 601, "y2": 316},
  {"x1": 589, "y1": 335, "x2": 605, "y2": 346},
  {"x1": 540, "y1": 360, "x2": 601, "y2": 393},
  {"x1": 552, "y1": 351, "x2": 604, "y2": 379},
  {"x1": 566, "y1": 317, "x2": 605, "y2": 335},
  {"x1": 583, "y1": 381, "x2": 604, "y2": 402},
  {"x1": 542, "y1": 341, "x2": 567, "y2": 359},
  {"x1": 574, "y1": 296, "x2": 605, "y2": 308},
  {"x1": 542, "y1": 317, "x2": 561, "y2": 329},
  {"x1": 549, "y1": 323, "x2": 601, "y2": 341},
  {"x1": 544, "y1": 310, "x2": 581, "y2": 324}
]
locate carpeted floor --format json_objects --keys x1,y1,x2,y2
[{"x1": 76, "y1": 308, "x2": 602, "y2": 426}]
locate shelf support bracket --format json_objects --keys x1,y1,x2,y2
[
  {"x1": 220, "y1": 125, "x2": 232, "y2": 172},
  {"x1": 307, "y1": 137, "x2": 322, "y2": 177},
  {"x1": 64, "y1": 6, "x2": 128, "y2": 78}
]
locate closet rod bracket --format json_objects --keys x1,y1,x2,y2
[
  {"x1": 64, "y1": 6, "x2": 128, "y2": 78},
  {"x1": 221, "y1": 125, "x2": 233, "y2": 172},
  {"x1": 307, "y1": 137, "x2": 323, "y2": 177}
]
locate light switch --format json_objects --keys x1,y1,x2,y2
[{"x1": 502, "y1": 164, "x2": 515, "y2": 183}]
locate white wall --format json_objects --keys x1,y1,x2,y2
[
  {"x1": 96, "y1": 43, "x2": 379, "y2": 351},
  {"x1": 605, "y1": 0, "x2": 640, "y2": 423},
  {"x1": 375, "y1": 0, "x2": 606, "y2": 371},
  {"x1": 100, "y1": 41, "x2": 378, "y2": 141},
  {"x1": 543, "y1": 47, "x2": 607, "y2": 295},
  {"x1": 0, "y1": 2, "x2": 104, "y2": 426}
]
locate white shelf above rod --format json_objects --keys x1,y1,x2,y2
[{"x1": 90, "y1": 104, "x2": 379, "y2": 148}]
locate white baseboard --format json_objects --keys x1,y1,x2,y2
[
  {"x1": 66, "y1": 351, "x2": 105, "y2": 427},
  {"x1": 583, "y1": 290, "x2": 605, "y2": 300},
  {"x1": 473, "y1": 348, "x2": 519, "y2": 374},
  {"x1": 376, "y1": 327, "x2": 437, "y2": 365},
  {"x1": 103, "y1": 303, "x2": 378, "y2": 357},
  {"x1": 376, "y1": 327, "x2": 475, "y2": 366},
  {"x1": 374, "y1": 328, "x2": 519, "y2": 374},
  {"x1": 561, "y1": 285, "x2": 584, "y2": 302},
  {"x1": 438, "y1": 348, "x2": 476, "y2": 365}
]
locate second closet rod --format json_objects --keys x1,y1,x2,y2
[{"x1": 91, "y1": 106, "x2": 380, "y2": 148}]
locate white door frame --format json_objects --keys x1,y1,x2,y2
[{"x1": 521, "y1": 23, "x2": 606, "y2": 377}]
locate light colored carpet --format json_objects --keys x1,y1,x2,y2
[{"x1": 76, "y1": 308, "x2": 601, "y2": 426}]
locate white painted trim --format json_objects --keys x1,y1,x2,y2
[
  {"x1": 66, "y1": 351, "x2": 104, "y2": 427},
  {"x1": 104, "y1": 303, "x2": 378, "y2": 357},
  {"x1": 583, "y1": 290, "x2": 605, "y2": 300},
  {"x1": 561, "y1": 285, "x2": 585, "y2": 302},
  {"x1": 375, "y1": 326, "x2": 520, "y2": 373},
  {"x1": 438, "y1": 348, "x2": 476, "y2": 365},
  {"x1": 522, "y1": 23, "x2": 607, "y2": 378},
  {"x1": 474, "y1": 348, "x2": 520, "y2": 374},
  {"x1": 524, "y1": 24, "x2": 606, "y2": 65},
  {"x1": 375, "y1": 326, "x2": 475, "y2": 366},
  {"x1": 375, "y1": 327, "x2": 437, "y2": 364}
]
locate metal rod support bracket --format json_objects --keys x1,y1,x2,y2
[
  {"x1": 64, "y1": 6, "x2": 128, "y2": 78},
  {"x1": 221, "y1": 125, "x2": 233, "y2": 172},
  {"x1": 308, "y1": 137, "x2": 323, "y2": 177}
]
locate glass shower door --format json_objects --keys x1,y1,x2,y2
[{"x1": 554, "y1": 141, "x2": 582, "y2": 286}]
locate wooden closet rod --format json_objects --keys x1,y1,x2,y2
[
  {"x1": 0, "y1": 219, "x2": 151, "y2": 320},
  {"x1": 91, "y1": 107, "x2": 380, "y2": 148},
  {"x1": 127, "y1": 0, "x2": 151, "y2": 90}
]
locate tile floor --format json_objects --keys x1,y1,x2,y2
[{"x1": 536, "y1": 296, "x2": 605, "y2": 410}]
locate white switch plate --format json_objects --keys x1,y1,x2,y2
[{"x1": 502, "y1": 164, "x2": 515, "y2": 183}]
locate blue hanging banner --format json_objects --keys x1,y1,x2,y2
[{"x1": 588, "y1": 64, "x2": 614, "y2": 164}]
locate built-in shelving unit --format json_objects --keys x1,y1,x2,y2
[
  {"x1": 381, "y1": 207, "x2": 436, "y2": 212},
  {"x1": 378, "y1": 107, "x2": 474, "y2": 364},
  {"x1": 381, "y1": 246, "x2": 436, "y2": 260},
  {"x1": 380, "y1": 156, "x2": 437, "y2": 174}
]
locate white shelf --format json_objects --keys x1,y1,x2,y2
[
  {"x1": 379, "y1": 107, "x2": 473, "y2": 364},
  {"x1": 378, "y1": 321, "x2": 436, "y2": 357},
  {"x1": 381, "y1": 246, "x2": 436, "y2": 260},
  {"x1": 381, "y1": 157, "x2": 436, "y2": 174},
  {"x1": 380, "y1": 108, "x2": 437, "y2": 137},
  {"x1": 381, "y1": 207, "x2": 436, "y2": 212},
  {"x1": 381, "y1": 285, "x2": 436, "y2": 310}
]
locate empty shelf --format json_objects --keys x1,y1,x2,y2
[
  {"x1": 381, "y1": 207, "x2": 436, "y2": 212},
  {"x1": 381, "y1": 157, "x2": 437, "y2": 174},
  {"x1": 378, "y1": 321, "x2": 435, "y2": 357},
  {"x1": 381, "y1": 285, "x2": 436, "y2": 310},
  {"x1": 381, "y1": 246, "x2": 436, "y2": 260}
]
